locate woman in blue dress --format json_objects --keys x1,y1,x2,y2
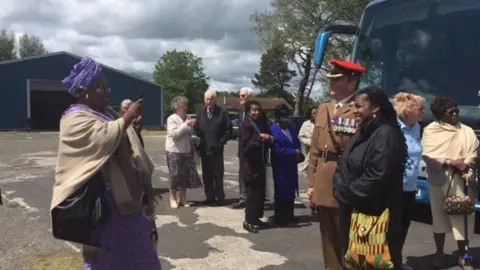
[{"x1": 270, "y1": 104, "x2": 302, "y2": 226}]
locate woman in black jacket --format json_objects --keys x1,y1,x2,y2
[
  {"x1": 240, "y1": 100, "x2": 274, "y2": 233},
  {"x1": 333, "y1": 87, "x2": 408, "y2": 269}
]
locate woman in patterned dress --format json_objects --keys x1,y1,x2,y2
[
  {"x1": 51, "y1": 56, "x2": 161, "y2": 269},
  {"x1": 165, "y1": 96, "x2": 202, "y2": 208}
]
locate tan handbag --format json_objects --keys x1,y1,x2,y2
[{"x1": 443, "y1": 171, "x2": 475, "y2": 215}]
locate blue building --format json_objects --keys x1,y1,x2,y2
[{"x1": 0, "y1": 51, "x2": 164, "y2": 130}]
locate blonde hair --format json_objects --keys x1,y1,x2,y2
[{"x1": 394, "y1": 92, "x2": 425, "y2": 118}]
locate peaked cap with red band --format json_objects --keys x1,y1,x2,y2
[{"x1": 326, "y1": 59, "x2": 366, "y2": 79}]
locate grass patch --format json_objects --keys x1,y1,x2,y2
[{"x1": 31, "y1": 252, "x2": 83, "y2": 270}]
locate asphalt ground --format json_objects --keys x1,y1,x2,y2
[{"x1": 0, "y1": 132, "x2": 479, "y2": 269}]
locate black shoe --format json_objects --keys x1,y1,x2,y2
[
  {"x1": 289, "y1": 217, "x2": 300, "y2": 223},
  {"x1": 202, "y1": 199, "x2": 216, "y2": 206},
  {"x1": 243, "y1": 221, "x2": 258, "y2": 233},
  {"x1": 215, "y1": 199, "x2": 225, "y2": 206},
  {"x1": 252, "y1": 219, "x2": 269, "y2": 227},
  {"x1": 231, "y1": 199, "x2": 246, "y2": 209}
]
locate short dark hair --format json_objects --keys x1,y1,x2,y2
[
  {"x1": 356, "y1": 87, "x2": 397, "y2": 126},
  {"x1": 244, "y1": 100, "x2": 261, "y2": 112},
  {"x1": 274, "y1": 104, "x2": 291, "y2": 118},
  {"x1": 430, "y1": 96, "x2": 457, "y2": 120},
  {"x1": 306, "y1": 106, "x2": 316, "y2": 119}
]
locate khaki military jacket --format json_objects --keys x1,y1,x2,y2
[{"x1": 308, "y1": 98, "x2": 357, "y2": 208}]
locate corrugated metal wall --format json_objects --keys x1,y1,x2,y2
[{"x1": 0, "y1": 53, "x2": 163, "y2": 130}]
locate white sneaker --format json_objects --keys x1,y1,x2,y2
[{"x1": 401, "y1": 264, "x2": 413, "y2": 270}]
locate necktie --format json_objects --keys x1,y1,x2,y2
[{"x1": 207, "y1": 108, "x2": 212, "y2": 119}]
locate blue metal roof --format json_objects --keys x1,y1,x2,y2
[{"x1": 0, "y1": 51, "x2": 160, "y2": 88}]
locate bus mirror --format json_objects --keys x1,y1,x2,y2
[
  {"x1": 314, "y1": 31, "x2": 333, "y2": 68},
  {"x1": 314, "y1": 25, "x2": 359, "y2": 69}
]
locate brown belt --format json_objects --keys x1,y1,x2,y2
[{"x1": 321, "y1": 150, "x2": 340, "y2": 162}]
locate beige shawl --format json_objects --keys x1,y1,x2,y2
[
  {"x1": 298, "y1": 120, "x2": 315, "y2": 175},
  {"x1": 51, "y1": 108, "x2": 156, "y2": 216},
  {"x1": 422, "y1": 121, "x2": 479, "y2": 185}
]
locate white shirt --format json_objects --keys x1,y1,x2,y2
[{"x1": 281, "y1": 128, "x2": 292, "y2": 141}]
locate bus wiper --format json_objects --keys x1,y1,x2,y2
[{"x1": 360, "y1": 18, "x2": 376, "y2": 60}]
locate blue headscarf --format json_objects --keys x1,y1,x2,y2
[{"x1": 62, "y1": 56, "x2": 104, "y2": 97}]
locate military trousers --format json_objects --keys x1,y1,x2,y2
[{"x1": 317, "y1": 206, "x2": 345, "y2": 270}]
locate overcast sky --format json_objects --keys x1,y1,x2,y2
[{"x1": 0, "y1": 0, "x2": 275, "y2": 92}]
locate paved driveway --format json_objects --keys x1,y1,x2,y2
[{"x1": 0, "y1": 133, "x2": 479, "y2": 269}]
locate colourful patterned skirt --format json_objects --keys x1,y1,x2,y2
[
  {"x1": 83, "y1": 187, "x2": 161, "y2": 270},
  {"x1": 166, "y1": 151, "x2": 202, "y2": 190}
]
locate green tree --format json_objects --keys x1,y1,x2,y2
[
  {"x1": 18, "y1": 33, "x2": 48, "y2": 58},
  {"x1": 0, "y1": 29, "x2": 17, "y2": 61},
  {"x1": 251, "y1": 0, "x2": 370, "y2": 114},
  {"x1": 153, "y1": 50, "x2": 209, "y2": 113},
  {"x1": 251, "y1": 43, "x2": 296, "y2": 98}
]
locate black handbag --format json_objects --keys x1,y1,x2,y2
[{"x1": 51, "y1": 171, "x2": 111, "y2": 245}]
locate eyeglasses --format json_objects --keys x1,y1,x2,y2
[
  {"x1": 239, "y1": 94, "x2": 246, "y2": 98},
  {"x1": 98, "y1": 84, "x2": 111, "y2": 93},
  {"x1": 415, "y1": 106, "x2": 424, "y2": 112},
  {"x1": 446, "y1": 108, "x2": 459, "y2": 116}
]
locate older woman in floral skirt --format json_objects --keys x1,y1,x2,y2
[{"x1": 165, "y1": 96, "x2": 202, "y2": 208}]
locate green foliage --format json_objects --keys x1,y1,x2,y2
[
  {"x1": 0, "y1": 29, "x2": 48, "y2": 61},
  {"x1": 250, "y1": 0, "x2": 369, "y2": 114},
  {"x1": 251, "y1": 42, "x2": 296, "y2": 95},
  {"x1": 0, "y1": 29, "x2": 17, "y2": 61},
  {"x1": 153, "y1": 50, "x2": 209, "y2": 113},
  {"x1": 18, "y1": 33, "x2": 48, "y2": 58}
]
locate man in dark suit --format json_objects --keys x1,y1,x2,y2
[
  {"x1": 232, "y1": 87, "x2": 255, "y2": 209},
  {"x1": 195, "y1": 89, "x2": 232, "y2": 206}
]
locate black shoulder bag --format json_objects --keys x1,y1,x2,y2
[{"x1": 51, "y1": 170, "x2": 111, "y2": 245}]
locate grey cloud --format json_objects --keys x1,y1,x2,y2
[
  {"x1": 1, "y1": 0, "x2": 271, "y2": 91},
  {"x1": 3, "y1": 0, "x2": 270, "y2": 52},
  {"x1": 123, "y1": 40, "x2": 168, "y2": 63},
  {"x1": 217, "y1": 33, "x2": 261, "y2": 51},
  {"x1": 3, "y1": 1, "x2": 62, "y2": 26}
]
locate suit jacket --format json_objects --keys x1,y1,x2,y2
[
  {"x1": 195, "y1": 105, "x2": 232, "y2": 156},
  {"x1": 237, "y1": 111, "x2": 246, "y2": 158},
  {"x1": 271, "y1": 123, "x2": 301, "y2": 201},
  {"x1": 308, "y1": 97, "x2": 357, "y2": 208}
]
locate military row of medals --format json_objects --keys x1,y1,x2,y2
[{"x1": 331, "y1": 117, "x2": 358, "y2": 134}]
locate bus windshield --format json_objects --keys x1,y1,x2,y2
[{"x1": 354, "y1": 0, "x2": 480, "y2": 122}]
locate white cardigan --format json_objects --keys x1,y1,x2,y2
[{"x1": 165, "y1": 114, "x2": 193, "y2": 153}]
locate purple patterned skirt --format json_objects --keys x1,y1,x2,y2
[{"x1": 84, "y1": 187, "x2": 161, "y2": 270}]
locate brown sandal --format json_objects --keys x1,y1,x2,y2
[{"x1": 178, "y1": 201, "x2": 192, "y2": 208}]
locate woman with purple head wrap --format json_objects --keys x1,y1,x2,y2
[{"x1": 50, "y1": 57, "x2": 161, "y2": 269}]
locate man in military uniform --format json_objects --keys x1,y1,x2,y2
[{"x1": 307, "y1": 59, "x2": 365, "y2": 270}]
